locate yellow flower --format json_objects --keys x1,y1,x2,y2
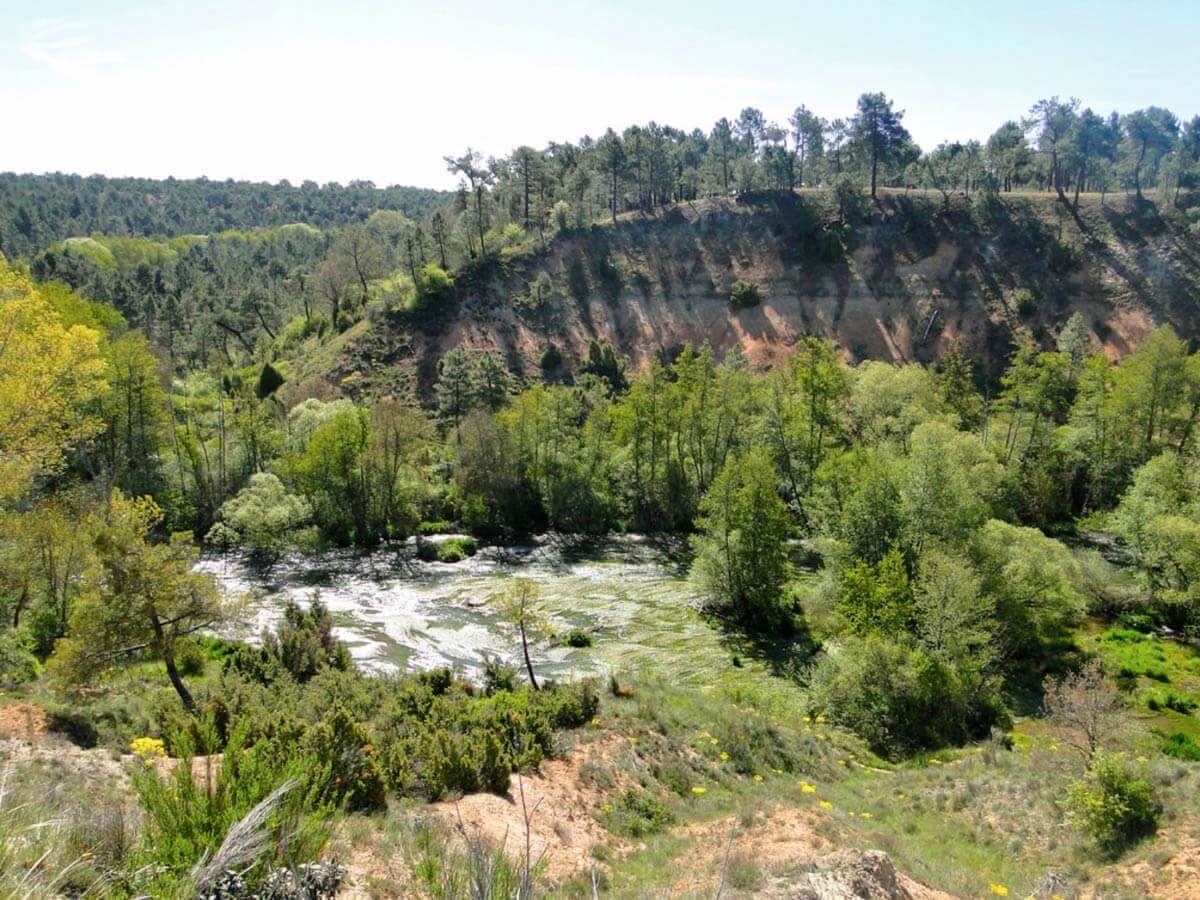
[
  {"x1": 800, "y1": 782, "x2": 816, "y2": 794},
  {"x1": 816, "y1": 714, "x2": 827, "y2": 724},
  {"x1": 818, "y1": 800, "x2": 833, "y2": 810},
  {"x1": 802, "y1": 715, "x2": 812, "y2": 724},
  {"x1": 837, "y1": 759, "x2": 847, "y2": 766},
  {"x1": 691, "y1": 786, "x2": 707, "y2": 795},
  {"x1": 753, "y1": 774, "x2": 763, "y2": 782},
  {"x1": 130, "y1": 737, "x2": 166, "y2": 760},
  {"x1": 848, "y1": 811, "x2": 856, "y2": 817},
  {"x1": 860, "y1": 811, "x2": 872, "y2": 819},
  {"x1": 1137, "y1": 755, "x2": 1149, "y2": 763},
  {"x1": 720, "y1": 751, "x2": 729, "y2": 761},
  {"x1": 929, "y1": 758, "x2": 942, "y2": 765},
  {"x1": 627, "y1": 736, "x2": 638, "y2": 744},
  {"x1": 897, "y1": 793, "x2": 907, "y2": 800},
  {"x1": 989, "y1": 885, "x2": 1009, "y2": 897},
  {"x1": 710, "y1": 738, "x2": 719, "y2": 745}
]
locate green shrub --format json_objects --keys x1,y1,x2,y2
[
  {"x1": 0, "y1": 632, "x2": 40, "y2": 684},
  {"x1": 416, "y1": 536, "x2": 478, "y2": 563},
  {"x1": 563, "y1": 628, "x2": 593, "y2": 648},
  {"x1": 1161, "y1": 731, "x2": 1200, "y2": 760},
  {"x1": 728, "y1": 279, "x2": 762, "y2": 310},
  {"x1": 301, "y1": 704, "x2": 387, "y2": 813},
  {"x1": 227, "y1": 598, "x2": 351, "y2": 686},
  {"x1": 602, "y1": 788, "x2": 677, "y2": 838},
  {"x1": 1065, "y1": 753, "x2": 1160, "y2": 857},
  {"x1": 133, "y1": 724, "x2": 331, "y2": 894},
  {"x1": 45, "y1": 706, "x2": 99, "y2": 748},
  {"x1": 408, "y1": 264, "x2": 455, "y2": 313}
]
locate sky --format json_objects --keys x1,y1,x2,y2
[{"x1": 2, "y1": 0, "x2": 1198, "y2": 190}]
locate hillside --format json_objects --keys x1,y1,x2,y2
[{"x1": 324, "y1": 190, "x2": 1200, "y2": 399}]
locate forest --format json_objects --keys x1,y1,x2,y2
[{"x1": 2, "y1": 91, "x2": 1200, "y2": 898}]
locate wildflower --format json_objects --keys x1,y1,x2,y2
[
  {"x1": 989, "y1": 885, "x2": 1009, "y2": 896},
  {"x1": 753, "y1": 774, "x2": 763, "y2": 782},
  {"x1": 837, "y1": 758, "x2": 847, "y2": 766},
  {"x1": 1137, "y1": 755, "x2": 1149, "y2": 763},
  {"x1": 710, "y1": 738, "x2": 719, "y2": 745},
  {"x1": 803, "y1": 715, "x2": 812, "y2": 724},
  {"x1": 929, "y1": 758, "x2": 942, "y2": 765},
  {"x1": 130, "y1": 737, "x2": 166, "y2": 761},
  {"x1": 860, "y1": 811, "x2": 871, "y2": 819},
  {"x1": 816, "y1": 714, "x2": 827, "y2": 724},
  {"x1": 897, "y1": 793, "x2": 907, "y2": 800},
  {"x1": 691, "y1": 786, "x2": 707, "y2": 795},
  {"x1": 1049, "y1": 743, "x2": 1059, "y2": 751},
  {"x1": 848, "y1": 811, "x2": 856, "y2": 817},
  {"x1": 818, "y1": 800, "x2": 833, "y2": 810},
  {"x1": 801, "y1": 783, "x2": 816, "y2": 794},
  {"x1": 628, "y1": 736, "x2": 638, "y2": 744}
]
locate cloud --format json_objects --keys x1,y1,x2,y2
[{"x1": 21, "y1": 19, "x2": 123, "y2": 78}]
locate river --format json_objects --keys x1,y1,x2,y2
[{"x1": 197, "y1": 534, "x2": 789, "y2": 690}]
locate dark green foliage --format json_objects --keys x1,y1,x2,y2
[
  {"x1": 1066, "y1": 753, "x2": 1161, "y2": 857},
  {"x1": 564, "y1": 628, "x2": 593, "y2": 648},
  {"x1": 256, "y1": 363, "x2": 285, "y2": 399},
  {"x1": 416, "y1": 536, "x2": 478, "y2": 562},
  {"x1": 0, "y1": 632, "x2": 39, "y2": 684},
  {"x1": 301, "y1": 704, "x2": 387, "y2": 812},
  {"x1": 227, "y1": 599, "x2": 351, "y2": 686},
  {"x1": 45, "y1": 706, "x2": 99, "y2": 748},
  {"x1": 727, "y1": 279, "x2": 762, "y2": 309},
  {"x1": 539, "y1": 344, "x2": 564, "y2": 372},
  {"x1": 579, "y1": 340, "x2": 627, "y2": 393}
]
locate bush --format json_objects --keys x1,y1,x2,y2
[
  {"x1": 0, "y1": 632, "x2": 39, "y2": 684},
  {"x1": 1013, "y1": 288, "x2": 1038, "y2": 317},
  {"x1": 563, "y1": 629, "x2": 593, "y2": 648},
  {"x1": 1161, "y1": 731, "x2": 1200, "y2": 760},
  {"x1": 226, "y1": 599, "x2": 352, "y2": 686},
  {"x1": 302, "y1": 704, "x2": 387, "y2": 813},
  {"x1": 408, "y1": 264, "x2": 455, "y2": 313},
  {"x1": 133, "y1": 722, "x2": 331, "y2": 892},
  {"x1": 810, "y1": 635, "x2": 1008, "y2": 759},
  {"x1": 46, "y1": 706, "x2": 99, "y2": 748},
  {"x1": 728, "y1": 279, "x2": 762, "y2": 310},
  {"x1": 602, "y1": 788, "x2": 677, "y2": 838},
  {"x1": 1066, "y1": 753, "x2": 1160, "y2": 856}
]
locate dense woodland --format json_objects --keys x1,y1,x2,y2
[{"x1": 2, "y1": 92, "x2": 1200, "y2": 897}]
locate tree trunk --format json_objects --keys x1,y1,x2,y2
[
  {"x1": 519, "y1": 620, "x2": 540, "y2": 691},
  {"x1": 163, "y1": 650, "x2": 197, "y2": 713}
]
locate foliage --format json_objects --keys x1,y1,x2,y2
[
  {"x1": 809, "y1": 635, "x2": 1008, "y2": 759},
  {"x1": 1065, "y1": 753, "x2": 1161, "y2": 857},
  {"x1": 206, "y1": 472, "x2": 316, "y2": 558},
  {"x1": 691, "y1": 448, "x2": 793, "y2": 631},
  {"x1": 0, "y1": 261, "x2": 106, "y2": 502},
  {"x1": 727, "y1": 279, "x2": 762, "y2": 309}
]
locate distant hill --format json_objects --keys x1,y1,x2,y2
[{"x1": 0, "y1": 172, "x2": 450, "y2": 258}]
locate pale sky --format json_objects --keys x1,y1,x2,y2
[{"x1": 2, "y1": 0, "x2": 1197, "y2": 189}]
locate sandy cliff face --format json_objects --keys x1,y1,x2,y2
[{"x1": 329, "y1": 192, "x2": 1200, "y2": 397}]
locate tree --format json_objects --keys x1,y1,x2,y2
[
  {"x1": 495, "y1": 577, "x2": 550, "y2": 690},
  {"x1": 1121, "y1": 107, "x2": 1179, "y2": 199},
  {"x1": 472, "y1": 352, "x2": 510, "y2": 412},
  {"x1": 445, "y1": 149, "x2": 494, "y2": 257},
  {"x1": 435, "y1": 347, "x2": 476, "y2": 432},
  {"x1": 985, "y1": 121, "x2": 1030, "y2": 192},
  {"x1": 0, "y1": 262, "x2": 107, "y2": 503},
  {"x1": 1024, "y1": 97, "x2": 1079, "y2": 198},
  {"x1": 690, "y1": 448, "x2": 792, "y2": 630},
  {"x1": 789, "y1": 106, "x2": 825, "y2": 188},
  {"x1": 596, "y1": 129, "x2": 627, "y2": 223},
  {"x1": 1044, "y1": 659, "x2": 1129, "y2": 760},
  {"x1": 50, "y1": 492, "x2": 224, "y2": 712},
  {"x1": 850, "y1": 92, "x2": 911, "y2": 199},
  {"x1": 205, "y1": 472, "x2": 314, "y2": 559}
]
